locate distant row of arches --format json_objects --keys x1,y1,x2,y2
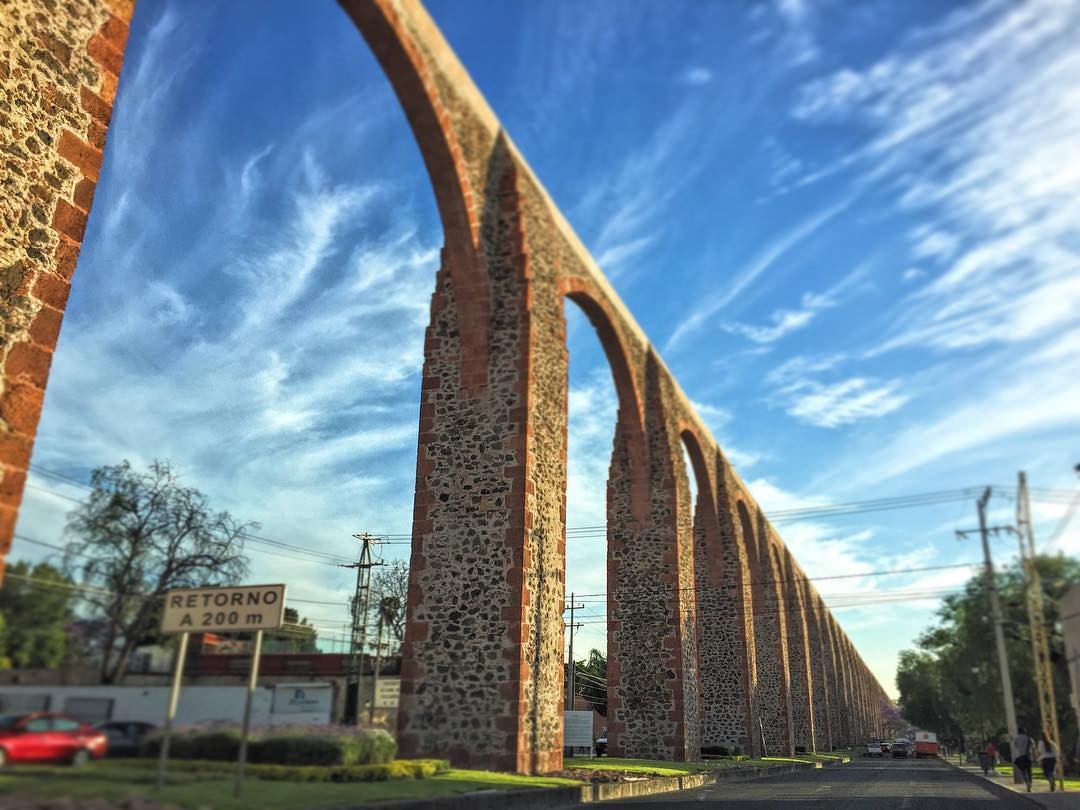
[{"x1": 339, "y1": 0, "x2": 891, "y2": 773}]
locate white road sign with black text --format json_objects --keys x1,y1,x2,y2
[{"x1": 161, "y1": 584, "x2": 286, "y2": 633}]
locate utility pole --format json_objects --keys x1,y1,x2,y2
[
  {"x1": 956, "y1": 487, "x2": 1017, "y2": 741},
  {"x1": 564, "y1": 593, "x2": 584, "y2": 710},
  {"x1": 369, "y1": 611, "x2": 385, "y2": 725},
  {"x1": 1017, "y1": 471, "x2": 1065, "y2": 790},
  {"x1": 338, "y1": 533, "x2": 383, "y2": 725}
]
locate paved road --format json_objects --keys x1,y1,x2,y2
[{"x1": 602, "y1": 757, "x2": 1038, "y2": 808}]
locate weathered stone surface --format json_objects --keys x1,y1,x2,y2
[
  {"x1": 3, "y1": 0, "x2": 892, "y2": 774},
  {"x1": 0, "y1": 0, "x2": 134, "y2": 582}
]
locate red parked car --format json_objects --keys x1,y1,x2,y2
[{"x1": 0, "y1": 713, "x2": 108, "y2": 767}]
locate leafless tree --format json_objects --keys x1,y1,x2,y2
[
  {"x1": 371, "y1": 559, "x2": 408, "y2": 653},
  {"x1": 64, "y1": 460, "x2": 252, "y2": 683}
]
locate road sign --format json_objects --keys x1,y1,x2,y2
[
  {"x1": 160, "y1": 584, "x2": 286, "y2": 633},
  {"x1": 374, "y1": 678, "x2": 400, "y2": 709},
  {"x1": 564, "y1": 710, "x2": 594, "y2": 748},
  {"x1": 156, "y1": 583, "x2": 285, "y2": 798}
]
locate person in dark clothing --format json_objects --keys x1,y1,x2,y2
[
  {"x1": 1036, "y1": 732, "x2": 1060, "y2": 792},
  {"x1": 1013, "y1": 727, "x2": 1034, "y2": 792}
]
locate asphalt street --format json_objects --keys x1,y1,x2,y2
[{"x1": 601, "y1": 757, "x2": 1038, "y2": 808}]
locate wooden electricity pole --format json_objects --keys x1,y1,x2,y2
[{"x1": 957, "y1": 488, "x2": 1017, "y2": 741}]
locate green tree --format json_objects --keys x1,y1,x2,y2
[
  {"x1": 267, "y1": 607, "x2": 319, "y2": 653},
  {"x1": 897, "y1": 554, "x2": 1079, "y2": 758},
  {"x1": 574, "y1": 648, "x2": 607, "y2": 716},
  {"x1": 896, "y1": 649, "x2": 964, "y2": 749},
  {"x1": 64, "y1": 460, "x2": 252, "y2": 683},
  {"x1": 0, "y1": 561, "x2": 73, "y2": 669}
]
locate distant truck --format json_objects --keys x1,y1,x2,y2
[{"x1": 913, "y1": 730, "x2": 939, "y2": 758}]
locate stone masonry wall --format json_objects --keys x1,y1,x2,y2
[
  {"x1": 0, "y1": 0, "x2": 134, "y2": 583},
  {"x1": 805, "y1": 584, "x2": 833, "y2": 751},
  {"x1": 738, "y1": 503, "x2": 793, "y2": 757},
  {"x1": 6, "y1": 0, "x2": 890, "y2": 773},
  {"x1": 781, "y1": 548, "x2": 814, "y2": 752},
  {"x1": 692, "y1": 441, "x2": 752, "y2": 753}
]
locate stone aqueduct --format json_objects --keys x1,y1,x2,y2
[{"x1": 0, "y1": 0, "x2": 889, "y2": 772}]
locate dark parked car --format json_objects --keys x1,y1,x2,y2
[
  {"x1": 0, "y1": 713, "x2": 108, "y2": 767},
  {"x1": 95, "y1": 721, "x2": 158, "y2": 757},
  {"x1": 891, "y1": 740, "x2": 910, "y2": 758},
  {"x1": 595, "y1": 729, "x2": 607, "y2": 756}
]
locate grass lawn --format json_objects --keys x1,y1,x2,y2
[
  {"x1": 0, "y1": 761, "x2": 585, "y2": 809},
  {"x1": 566, "y1": 757, "x2": 711, "y2": 777},
  {"x1": 992, "y1": 763, "x2": 1080, "y2": 790}
]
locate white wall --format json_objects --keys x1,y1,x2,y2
[{"x1": 0, "y1": 683, "x2": 332, "y2": 728}]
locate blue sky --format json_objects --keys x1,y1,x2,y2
[{"x1": 13, "y1": 0, "x2": 1080, "y2": 696}]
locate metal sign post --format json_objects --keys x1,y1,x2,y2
[
  {"x1": 156, "y1": 630, "x2": 189, "y2": 790},
  {"x1": 235, "y1": 628, "x2": 264, "y2": 798},
  {"x1": 156, "y1": 583, "x2": 285, "y2": 795}
]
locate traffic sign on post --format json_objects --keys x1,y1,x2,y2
[
  {"x1": 160, "y1": 584, "x2": 286, "y2": 633},
  {"x1": 155, "y1": 583, "x2": 286, "y2": 795}
]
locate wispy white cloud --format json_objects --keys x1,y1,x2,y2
[
  {"x1": 14, "y1": 5, "x2": 439, "y2": 611},
  {"x1": 577, "y1": 103, "x2": 703, "y2": 280},
  {"x1": 791, "y1": 0, "x2": 1080, "y2": 357},
  {"x1": 783, "y1": 378, "x2": 909, "y2": 429},
  {"x1": 765, "y1": 353, "x2": 909, "y2": 428},
  {"x1": 665, "y1": 198, "x2": 849, "y2": 351},
  {"x1": 722, "y1": 290, "x2": 832, "y2": 344},
  {"x1": 844, "y1": 328, "x2": 1080, "y2": 487},
  {"x1": 751, "y1": 0, "x2": 820, "y2": 67},
  {"x1": 678, "y1": 66, "x2": 714, "y2": 86}
]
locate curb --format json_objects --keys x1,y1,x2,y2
[
  {"x1": 364, "y1": 786, "x2": 586, "y2": 810},
  {"x1": 362, "y1": 760, "x2": 842, "y2": 810},
  {"x1": 942, "y1": 757, "x2": 1042, "y2": 807}
]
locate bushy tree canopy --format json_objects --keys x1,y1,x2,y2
[
  {"x1": 897, "y1": 554, "x2": 1079, "y2": 756},
  {"x1": 0, "y1": 561, "x2": 74, "y2": 669}
]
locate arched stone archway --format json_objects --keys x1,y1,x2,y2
[{"x1": 1, "y1": 0, "x2": 894, "y2": 776}]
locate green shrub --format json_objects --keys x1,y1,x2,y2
[
  {"x1": 353, "y1": 728, "x2": 397, "y2": 765},
  {"x1": 249, "y1": 734, "x2": 344, "y2": 766},
  {"x1": 142, "y1": 725, "x2": 241, "y2": 761},
  {"x1": 143, "y1": 725, "x2": 398, "y2": 766},
  {"x1": 151, "y1": 757, "x2": 449, "y2": 783}
]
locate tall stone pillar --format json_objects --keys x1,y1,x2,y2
[
  {"x1": 804, "y1": 583, "x2": 832, "y2": 752},
  {"x1": 831, "y1": 617, "x2": 853, "y2": 746},
  {"x1": 692, "y1": 447, "x2": 753, "y2": 754},
  {"x1": 782, "y1": 550, "x2": 814, "y2": 752},
  {"x1": 393, "y1": 141, "x2": 567, "y2": 773},
  {"x1": 849, "y1": 642, "x2": 866, "y2": 742},
  {"x1": 607, "y1": 355, "x2": 700, "y2": 761},
  {"x1": 0, "y1": 0, "x2": 136, "y2": 583},
  {"x1": 700, "y1": 458, "x2": 756, "y2": 754},
  {"x1": 739, "y1": 506, "x2": 793, "y2": 757},
  {"x1": 820, "y1": 601, "x2": 842, "y2": 749}
]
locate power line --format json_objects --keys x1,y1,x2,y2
[
  {"x1": 20, "y1": 471, "x2": 1073, "y2": 563},
  {"x1": 561, "y1": 562, "x2": 980, "y2": 602}
]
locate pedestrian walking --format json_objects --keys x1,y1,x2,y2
[
  {"x1": 978, "y1": 740, "x2": 994, "y2": 776},
  {"x1": 1035, "y1": 732, "x2": 1060, "y2": 792},
  {"x1": 987, "y1": 740, "x2": 998, "y2": 767},
  {"x1": 1013, "y1": 727, "x2": 1034, "y2": 792}
]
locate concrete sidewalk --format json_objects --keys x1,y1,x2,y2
[{"x1": 950, "y1": 758, "x2": 1080, "y2": 808}]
